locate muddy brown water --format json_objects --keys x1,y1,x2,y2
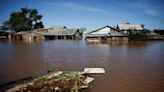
[{"x1": 0, "y1": 39, "x2": 164, "y2": 92}]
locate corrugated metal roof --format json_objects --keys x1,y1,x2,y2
[
  {"x1": 85, "y1": 34, "x2": 110, "y2": 37},
  {"x1": 117, "y1": 24, "x2": 144, "y2": 30},
  {"x1": 17, "y1": 31, "x2": 44, "y2": 36},
  {"x1": 17, "y1": 31, "x2": 30, "y2": 35},
  {"x1": 48, "y1": 26, "x2": 67, "y2": 29},
  {"x1": 43, "y1": 28, "x2": 78, "y2": 36}
]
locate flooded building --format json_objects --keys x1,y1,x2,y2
[
  {"x1": 0, "y1": 26, "x2": 9, "y2": 39},
  {"x1": 85, "y1": 26, "x2": 128, "y2": 42},
  {"x1": 10, "y1": 26, "x2": 83, "y2": 41},
  {"x1": 11, "y1": 31, "x2": 44, "y2": 41},
  {"x1": 146, "y1": 32, "x2": 164, "y2": 40},
  {"x1": 154, "y1": 29, "x2": 164, "y2": 36},
  {"x1": 117, "y1": 23, "x2": 145, "y2": 34},
  {"x1": 42, "y1": 26, "x2": 82, "y2": 40}
]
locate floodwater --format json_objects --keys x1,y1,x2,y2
[{"x1": 0, "y1": 39, "x2": 164, "y2": 92}]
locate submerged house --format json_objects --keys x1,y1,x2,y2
[
  {"x1": 0, "y1": 26, "x2": 10, "y2": 39},
  {"x1": 10, "y1": 26, "x2": 82, "y2": 41},
  {"x1": 85, "y1": 26, "x2": 128, "y2": 41},
  {"x1": 11, "y1": 31, "x2": 44, "y2": 41},
  {"x1": 117, "y1": 23, "x2": 145, "y2": 34},
  {"x1": 42, "y1": 26, "x2": 82, "y2": 40},
  {"x1": 146, "y1": 32, "x2": 164, "y2": 40}
]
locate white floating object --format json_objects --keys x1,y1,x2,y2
[
  {"x1": 55, "y1": 87, "x2": 60, "y2": 91},
  {"x1": 84, "y1": 68, "x2": 105, "y2": 74},
  {"x1": 53, "y1": 71, "x2": 63, "y2": 76},
  {"x1": 81, "y1": 85, "x2": 89, "y2": 89},
  {"x1": 84, "y1": 77, "x2": 95, "y2": 84}
]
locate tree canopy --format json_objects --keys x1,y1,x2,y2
[
  {"x1": 3, "y1": 7, "x2": 44, "y2": 32},
  {"x1": 34, "y1": 21, "x2": 44, "y2": 29}
]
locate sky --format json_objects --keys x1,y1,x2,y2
[{"x1": 0, "y1": 0, "x2": 164, "y2": 30}]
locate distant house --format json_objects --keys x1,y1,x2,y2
[
  {"x1": 117, "y1": 23, "x2": 145, "y2": 34},
  {"x1": 42, "y1": 26, "x2": 82, "y2": 40},
  {"x1": 0, "y1": 26, "x2": 9, "y2": 39},
  {"x1": 0, "y1": 32, "x2": 8, "y2": 39},
  {"x1": 146, "y1": 32, "x2": 164, "y2": 40},
  {"x1": 10, "y1": 26, "x2": 83, "y2": 41},
  {"x1": 154, "y1": 29, "x2": 164, "y2": 35},
  {"x1": 85, "y1": 26, "x2": 128, "y2": 41}
]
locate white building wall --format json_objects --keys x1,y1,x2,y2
[
  {"x1": 110, "y1": 29, "x2": 127, "y2": 36},
  {"x1": 90, "y1": 27, "x2": 111, "y2": 35}
]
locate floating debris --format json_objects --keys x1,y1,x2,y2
[
  {"x1": 84, "y1": 68, "x2": 106, "y2": 74},
  {"x1": 5, "y1": 68, "x2": 105, "y2": 92}
]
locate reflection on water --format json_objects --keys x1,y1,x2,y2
[
  {"x1": 0, "y1": 40, "x2": 164, "y2": 92},
  {"x1": 85, "y1": 39, "x2": 129, "y2": 45}
]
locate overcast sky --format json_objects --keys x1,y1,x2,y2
[{"x1": 0, "y1": 0, "x2": 164, "y2": 30}]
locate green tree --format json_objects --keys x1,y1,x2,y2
[
  {"x1": 34, "y1": 21, "x2": 44, "y2": 29},
  {"x1": 3, "y1": 7, "x2": 43, "y2": 32},
  {"x1": 128, "y1": 29, "x2": 148, "y2": 40}
]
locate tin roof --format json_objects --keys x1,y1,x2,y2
[
  {"x1": 43, "y1": 28, "x2": 79, "y2": 36},
  {"x1": 117, "y1": 24, "x2": 144, "y2": 30}
]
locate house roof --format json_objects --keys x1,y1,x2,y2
[
  {"x1": 117, "y1": 24, "x2": 144, "y2": 30},
  {"x1": 86, "y1": 26, "x2": 118, "y2": 34},
  {"x1": 17, "y1": 31, "x2": 44, "y2": 36},
  {"x1": 43, "y1": 28, "x2": 79, "y2": 36},
  {"x1": 85, "y1": 25, "x2": 127, "y2": 37},
  {"x1": 48, "y1": 26, "x2": 67, "y2": 29},
  {"x1": 17, "y1": 31, "x2": 29, "y2": 35},
  {"x1": 146, "y1": 32, "x2": 162, "y2": 36}
]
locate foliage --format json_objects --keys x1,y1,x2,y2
[
  {"x1": 3, "y1": 7, "x2": 43, "y2": 32},
  {"x1": 128, "y1": 30, "x2": 148, "y2": 40},
  {"x1": 34, "y1": 21, "x2": 44, "y2": 29}
]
